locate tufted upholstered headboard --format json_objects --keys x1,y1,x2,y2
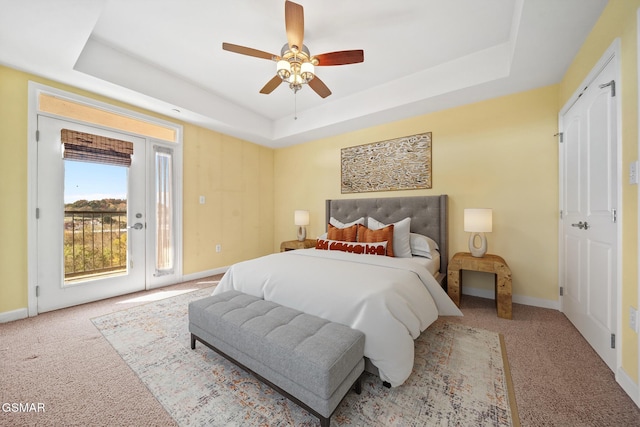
[{"x1": 325, "y1": 195, "x2": 448, "y2": 276}]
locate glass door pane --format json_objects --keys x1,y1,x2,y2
[
  {"x1": 154, "y1": 146, "x2": 174, "y2": 275},
  {"x1": 63, "y1": 161, "x2": 128, "y2": 284}
]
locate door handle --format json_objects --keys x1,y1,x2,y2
[
  {"x1": 128, "y1": 222, "x2": 144, "y2": 230},
  {"x1": 571, "y1": 221, "x2": 589, "y2": 230}
]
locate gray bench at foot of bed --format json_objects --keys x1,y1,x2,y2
[{"x1": 188, "y1": 290, "x2": 365, "y2": 427}]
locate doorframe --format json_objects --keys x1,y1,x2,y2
[
  {"x1": 558, "y1": 37, "x2": 622, "y2": 377},
  {"x1": 636, "y1": 8, "x2": 640, "y2": 407},
  {"x1": 27, "y1": 82, "x2": 183, "y2": 316}
]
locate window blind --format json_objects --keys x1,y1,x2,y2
[{"x1": 61, "y1": 129, "x2": 133, "y2": 167}]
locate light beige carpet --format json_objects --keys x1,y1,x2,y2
[{"x1": 2, "y1": 277, "x2": 638, "y2": 426}]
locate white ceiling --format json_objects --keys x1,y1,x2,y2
[{"x1": 0, "y1": 0, "x2": 607, "y2": 148}]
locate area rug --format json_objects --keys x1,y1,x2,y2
[{"x1": 92, "y1": 288, "x2": 519, "y2": 426}]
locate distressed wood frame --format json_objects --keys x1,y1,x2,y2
[{"x1": 341, "y1": 132, "x2": 432, "y2": 193}]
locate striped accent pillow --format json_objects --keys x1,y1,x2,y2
[
  {"x1": 357, "y1": 224, "x2": 395, "y2": 257},
  {"x1": 327, "y1": 223, "x2": 358, "y2": 242}
]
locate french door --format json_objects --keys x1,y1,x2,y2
[
  {"x1": 559, "y1": 55, "x2": 618, "y2": 371},
  {"x1": 36, "y1": 116, "x2": 147, "y2": 312}
]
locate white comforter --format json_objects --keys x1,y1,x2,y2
[{"x1": 213, "y1": 249, "x2": 462, "y2": 387}]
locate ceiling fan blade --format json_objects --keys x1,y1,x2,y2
[
  {"x1": 285, "y1": 0, "x2": 304, "y2": 51},
  {"x1": 314, "y1": 50, "x2": 364, "y2": 66},
  {"x1": 260, "y1": 75, "x2": 283, "y2": 94},
  {"x1": 222, "y1": 42, "x2": 276, "y2": 60},
  {"x1": 308, "y1": 76, "x2": 332, "y2": 98}
]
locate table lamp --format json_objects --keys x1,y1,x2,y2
[
  {"x1": 464, "y1": 208, "x2": 492, "y2": 257},
  {"x1": 294, "y1": 210, "x2": 309, "y2": 241}
]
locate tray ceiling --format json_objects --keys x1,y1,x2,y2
[{"x1": 0, "y1": 0, "x2": 607, "y2": 147}]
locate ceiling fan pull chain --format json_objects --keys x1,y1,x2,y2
[{"x1": 294, "y1": 92, "x2": 298, "y2": 120}]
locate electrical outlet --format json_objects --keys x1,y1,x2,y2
[
  {"x1": 215, "y1": 244, "x2": 221, "y2": 253},
  {"x1": 631, "y1": 307, "x2": 639, "y2": 333}
]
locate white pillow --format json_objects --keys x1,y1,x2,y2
[
  {"x1": 410, "y1": 233, "x2": 439, "y2": 259},
  {"x1": 368, "y1": 217, "x2": 412, "y2": 258},
  {"x1": 319, "y1": 217, "x2": 365, "y2": 239},
  {"x1": 330, "y1": 217, "x2": 365, "y2": 228}
]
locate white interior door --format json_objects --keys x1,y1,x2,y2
[
  {"x1": 560, "y1": 58, "x2": 618, "y2": 370},
  {"x1": 36, "y1": 116, "x2": 147, "y2": 312}
]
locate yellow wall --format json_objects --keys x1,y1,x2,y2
[
  {"x1": 0, "y1": 65, "x2": 274, "y2": 314},
  {"x1": 274, "y1": 85, "x2": 560, "y2": 302},
  {"x1": 0, "y1": 67, "x2": 29, "y2": 313},
  {"x1": 560, "y1": 0, "x2": 639, "y2": 383},
  {"x1": 182, "y1": 126, "x2": 274, "y2": 272}
]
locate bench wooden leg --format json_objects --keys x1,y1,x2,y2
[
  {"x1": 354, "y1": 376, "x2": 362, "y2": 395},
  {"x1": 190, "y1": 333, "x2": 196, "y2": 350},
  {"x1": 320, "y1": 415, "x2": 330, "y2": 427}
]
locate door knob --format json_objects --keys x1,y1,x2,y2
[
  {"x1": 128, "y1": 222, "x2": 144, "y2": 230},
  {"x1": 571, "y1": 221, "x2": 589, "y2": 230}
]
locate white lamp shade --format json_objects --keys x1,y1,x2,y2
[
  {"x1": 294, "y1": 210, "x2": 309, "y2": 226},
  {"x1": 277, "y1": 60, "x2": 291, "y2": 79},
  {"x1": 464, "y1": 209, "x2": 493, "y2": 232},
  {"x1": 289, "y1": 73, "x2": 303, "y2": 85},
  {"x1": 300, "y1": 62, "x2": 315, "y2": 81},
  {"x1": 300, "y1": 62, "x2": 314, "y2": 74}
]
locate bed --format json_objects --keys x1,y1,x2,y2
[{"x1": 213, "y1": 195, "x2": 462, "y2": 387}]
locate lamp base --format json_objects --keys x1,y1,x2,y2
[
  {"x1": 297, "y1": 226, "x2": 306, "y2": 242},
  {"x1": 468, "y1": 232, "x2": 488, "y2": 257}
]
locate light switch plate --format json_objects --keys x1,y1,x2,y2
[
  {"x1": 199, "y1": 196, "x2": 205, "y2": 204},
  {"x1": 630, "y1": 161, "x2": 639, "y2": 185}
]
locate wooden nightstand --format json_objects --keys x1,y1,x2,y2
[
  {"x1": 280, "y1": 239, "x2": 316, "y2": 252},
  {"x1": 447, "y1": 252, "x2": 512, "y2": 319}
]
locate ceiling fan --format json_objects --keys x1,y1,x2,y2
[{"x1": 222, "y1": 0, "x2": 364, "y2": 98}]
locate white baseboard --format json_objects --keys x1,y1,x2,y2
[
  {"x1": 513, "y1": 294, "x2": 560, "y2": 310},
  {"x1": 0, "y1": 308, "x2": 29, "y2": 324},
  {"x1": 617, "y1": 367, "x2": 640, "y2": 408},
  {"x1": 461, "y1": 287, "x2": 560, "y2": 310},
  {"x1": 182, "y1": 266, "x2": 229, "y2": 283}
]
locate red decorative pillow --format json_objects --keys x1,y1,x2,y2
[
  {"x1": 357, "y1": 224, "x2": 395, "y2": 257},
  {"x1": 327, "y1": 223, "x2": 358, "y2": 242},
  {"x1": 315, "y1": 239, "x2": 387, "y2": 256}
]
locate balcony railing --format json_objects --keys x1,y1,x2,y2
[{"x1": 64, "y1": 210, "x2": 128, "y2": 281}]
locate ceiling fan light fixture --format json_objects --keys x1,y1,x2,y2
[
  {"x1": 277, "y1": 60, "x2": 291, "y2": 80},
  {"x1": 289, "y1": 72, "x2": 302, "y2": 85},
  {"x1": 288, "y1": 71, "x2": 303, "y2": 93},
  {"x1": 300, "y1": 61, "x2": 314, "y2": 82}
]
